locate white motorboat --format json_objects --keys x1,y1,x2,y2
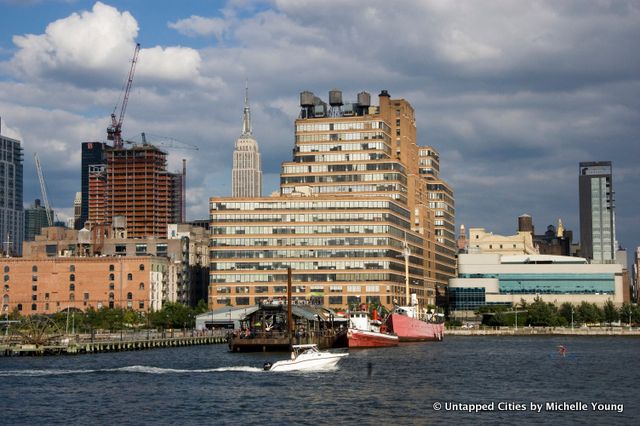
[{"x1": 264, "y1": 344, "x2": 348, "y2": 372}]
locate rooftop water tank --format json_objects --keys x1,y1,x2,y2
[
  {"x1": 357, "y1": 91, "x2": 371, "y2": 107},
  {"x1": 300, "y1": 91, "x2": 314, "y2": 107},
  {"x1": 329, "y1": 89, "x2": 343, "y2": 106}
]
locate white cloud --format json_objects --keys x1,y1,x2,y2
[
  {"x1": 168, "y1": 16, "x2": 229, "y2": 39},
  {"x1": 11, "y1": 2, "x2": 138, "y2": 81}
]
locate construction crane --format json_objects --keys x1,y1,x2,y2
[
  {"x1": 125, "y1": 132, "x2": 199, "y2": 151},
  {"x1": 107, "y1": 43, "x2": 140, "y2": 149},
  {"x1": 34, "y1": 153, "x2": 54, "y2": 227}
]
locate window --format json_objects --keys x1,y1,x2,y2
[
  {"x1": 69, "y1": 283, "x2": 75, "y2": 291},
  {"x1": 127, "y1": 273, "x2": 133, "y2": 281},
  {"x1": 136, "y1": 244, "x2": 147, "y2": 255},
  {"x1": 69, "y1": 265, "x2": 75, "y2": 272},
  {"x1": 139, "y1": 264, "x2": 144, "y2": 271},
  {"x1": 83, "y1": 292, "x2": 89, "y2": 301},
  {"x1": 32, "y1": 285, "x2": 37, "y2": 292},
  {"x1": 109, "y1": 273, "x2": 115, "y2": 281},
  {"x1": 32, "y1": 265, "x2": 38, "y2": 273},
  {"x1": 46, "y1": 245, "x2": 57, "y2": 257},
  {"x1": 109, "y1": 264, "x2": 115, "y2": 272},
  {"x1": 31, "y1": 304, "x2": 37, "y2": 311},
  {"x1": 69, "y1": 274, "x2": 75, "y2": 281},
  {"x1": 127, "y1": 292, "x2": 133, "y2": 300},
  {"x1": 69, "y1": 293, "x2": 75, "y2": 302},
  {"x1": 32, "y1": 294, "x2": 37, "y2": 301},
  {"x1": 156, "y1": 244, "x2": 168, "y2": 256},
  {"x1": 115, "y1": 245, "x2": 126, "y2": 255},
  {"x1": 3, "y1": 266, "x2": 9, "y2": 273},
  {"x1": 139, "y1": 301, "x2": 144, "y2": 309},
  {"x1": 109, "y1": 283, "x2": 115, "y2": 291},
  {"x1": 17, "y1": 303, "x2": 22, "y2": 311},
  {"x1": 139, "y1": 283, "x2": 145, "y2": 290},
  {"x1": 3, "y1": 275, "x2": 8, "y2": 282},
  {"x1": 32, "y1": 275, "x2": 38, "y2": 282},
  {"x1": 3, "y1": 284, "x2": 8, "y2": 292}
]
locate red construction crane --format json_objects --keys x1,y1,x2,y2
[{"x1": 107, "y1": 43, "x2": 140, "y2": 149}]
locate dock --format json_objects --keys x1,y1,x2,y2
[{"x1": 0, "y1": 330, "x2": 228, "y2": 356}]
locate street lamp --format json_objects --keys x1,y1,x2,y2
[{"x1": 571, "y1": 306, "x2": 574, "y2": 331}]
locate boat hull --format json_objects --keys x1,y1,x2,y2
[
  {"x1": 387, "y1": 314, "x2": 445, "y2": 342},
  {"x1": 348, "y1": 329, "x2": 399, "y2": 348},
  {"x1": 269, "y1": 352, "x2": 348, "y2": 372}
]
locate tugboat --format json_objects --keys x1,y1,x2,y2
[{"x1": 347, "y1": 310, "x2": 399, "y2": 348}]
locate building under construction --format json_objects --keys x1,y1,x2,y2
[{"x1": 86, "y1": 144, "x2": 183, "y2": 238}]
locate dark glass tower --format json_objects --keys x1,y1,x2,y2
[
  {"x1": 579, "y1": 161, "x2": 615, "y2": 263},
  {"x1": 78, "y1": 142, "x2": 108, "y2": 230},
  {"x1": 0, "y1": 133, "x2": 23, "y2": 255}
]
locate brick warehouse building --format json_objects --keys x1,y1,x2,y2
[{"x1": 1, "y1": 256, "x2": 169, "y2": 315}]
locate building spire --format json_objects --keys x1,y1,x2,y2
[{"x1": 242, "y1": 80, "x2": 252, "y2": 136}]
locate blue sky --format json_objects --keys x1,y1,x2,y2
[{"x1": 0, "y1": 0, "x2": 639, "y2": 261}]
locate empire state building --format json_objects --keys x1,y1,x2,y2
[{"x1": 232, "y1": 84, "x2": 262, "y2": 198}]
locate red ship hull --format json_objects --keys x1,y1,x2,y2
[
  {"x1": 348, "y1": 328, "x2": 399, "y2": 348},
  {"x1": 386, "y1": 313, "x2": 445, "y2": 342}
]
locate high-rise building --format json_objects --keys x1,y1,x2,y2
[
  {"x1": 78, "y1": 142, "x2": 108, "y2": 230},
  {"x1": 579, "y1": 161, "x2": 616, "y2": 263},
  {"x1": 24, "y1": 199, "x2": 53, "y2": 241},
  {"x1": 210, "y1": 90, "x2": 439, "y2": 311},
  {"x1": 72, "y1": 192, "x2": 81, "y2": 229},
  {"x1": 418, "y1": 146, "x2": 456, "y2": 306},
  {"x1": 232, "y1": 84, "x2": 262, "y2": 198},
  {"x1": 0, "y1": 132, "x2": 23, "y2": 256},
  {"x1": 104, "y1": 145, "x2": 176, "y2": 238}
]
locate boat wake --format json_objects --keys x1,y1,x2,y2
[{"x1": 0, "y1": 365, "x2": 263, "y2": 377}]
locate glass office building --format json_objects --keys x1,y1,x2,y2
[
  {"x1": 579, "y1": 161, "x2": 616, "y2": 263},
  {"x1": 449, "y1": 254, "x2": 623, "y2": 312}
]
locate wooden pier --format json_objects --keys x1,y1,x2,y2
[{"x1": 0, "y1": 332, "x2": 228, "y2": 356}]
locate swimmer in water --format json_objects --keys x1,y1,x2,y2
[{"x1": 558, "y1": 345, "x2": 567, "y2": 357}]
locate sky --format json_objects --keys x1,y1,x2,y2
[{"x1": 0, "y1": 0, "x2": 638, "y2": 259}]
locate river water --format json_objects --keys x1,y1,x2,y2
[{"x1": 0, "y1": 336, "x2": 637, "y2": 425}]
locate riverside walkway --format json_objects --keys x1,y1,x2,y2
[
  {"x1": 447, "y1": 326, "x2": 640, "y2": 336},
  {"x1": 0, "y1": 330, "x2": 228, "y2": 356}
]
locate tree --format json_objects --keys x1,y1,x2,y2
[
  {"x1": 578, "y1": 302, "x2": 602, "y2": 325},
  {"x1": 526, "y1": 296, "x2": 560, "y2": 326},
  {"x1": 194, "y1": 299, "x2": 208, "y2": 315},
  {"x1": 558, "y1": 302, "x2": 575, "y2": 326},
  {"x1": 603, "y1": 300, "x2": 619, "y2": 325}
]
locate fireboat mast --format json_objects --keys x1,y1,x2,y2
[{"x1": 402, "y1": 239, "x2": 411, "y2": 306}]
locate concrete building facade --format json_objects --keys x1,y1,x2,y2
[
  {"x1": 466, "y1": 227, "x2": 539, "y2": 255},
  {"x1": 419, "y1": 146, "x2": 456, "y2": 306},
  {"x1": 210, "y1": 90, "x2": 440, "y2": 311}
]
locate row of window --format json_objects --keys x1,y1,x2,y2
[
  {"x1": 281, "y1": 172, "x2": 407, "y2": 186},
  {"x1": 217, "y1": 295, "x2": 385, "y2": 306},
  {"x1": 282, "y1": 161, "x2": 406, "y2": 175},
  {"x1": 9, "y1": 300, "x2": 146, "y2": 312},
  {"x1": 210, "y1": 272, "x2": 415, "y2": 284},
  {"x1": 211, "y1": 248, "x2": 404, "y2": 260},
  {"x1": 295, "y1": 121, "x2": 390, "y2": 133}
]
